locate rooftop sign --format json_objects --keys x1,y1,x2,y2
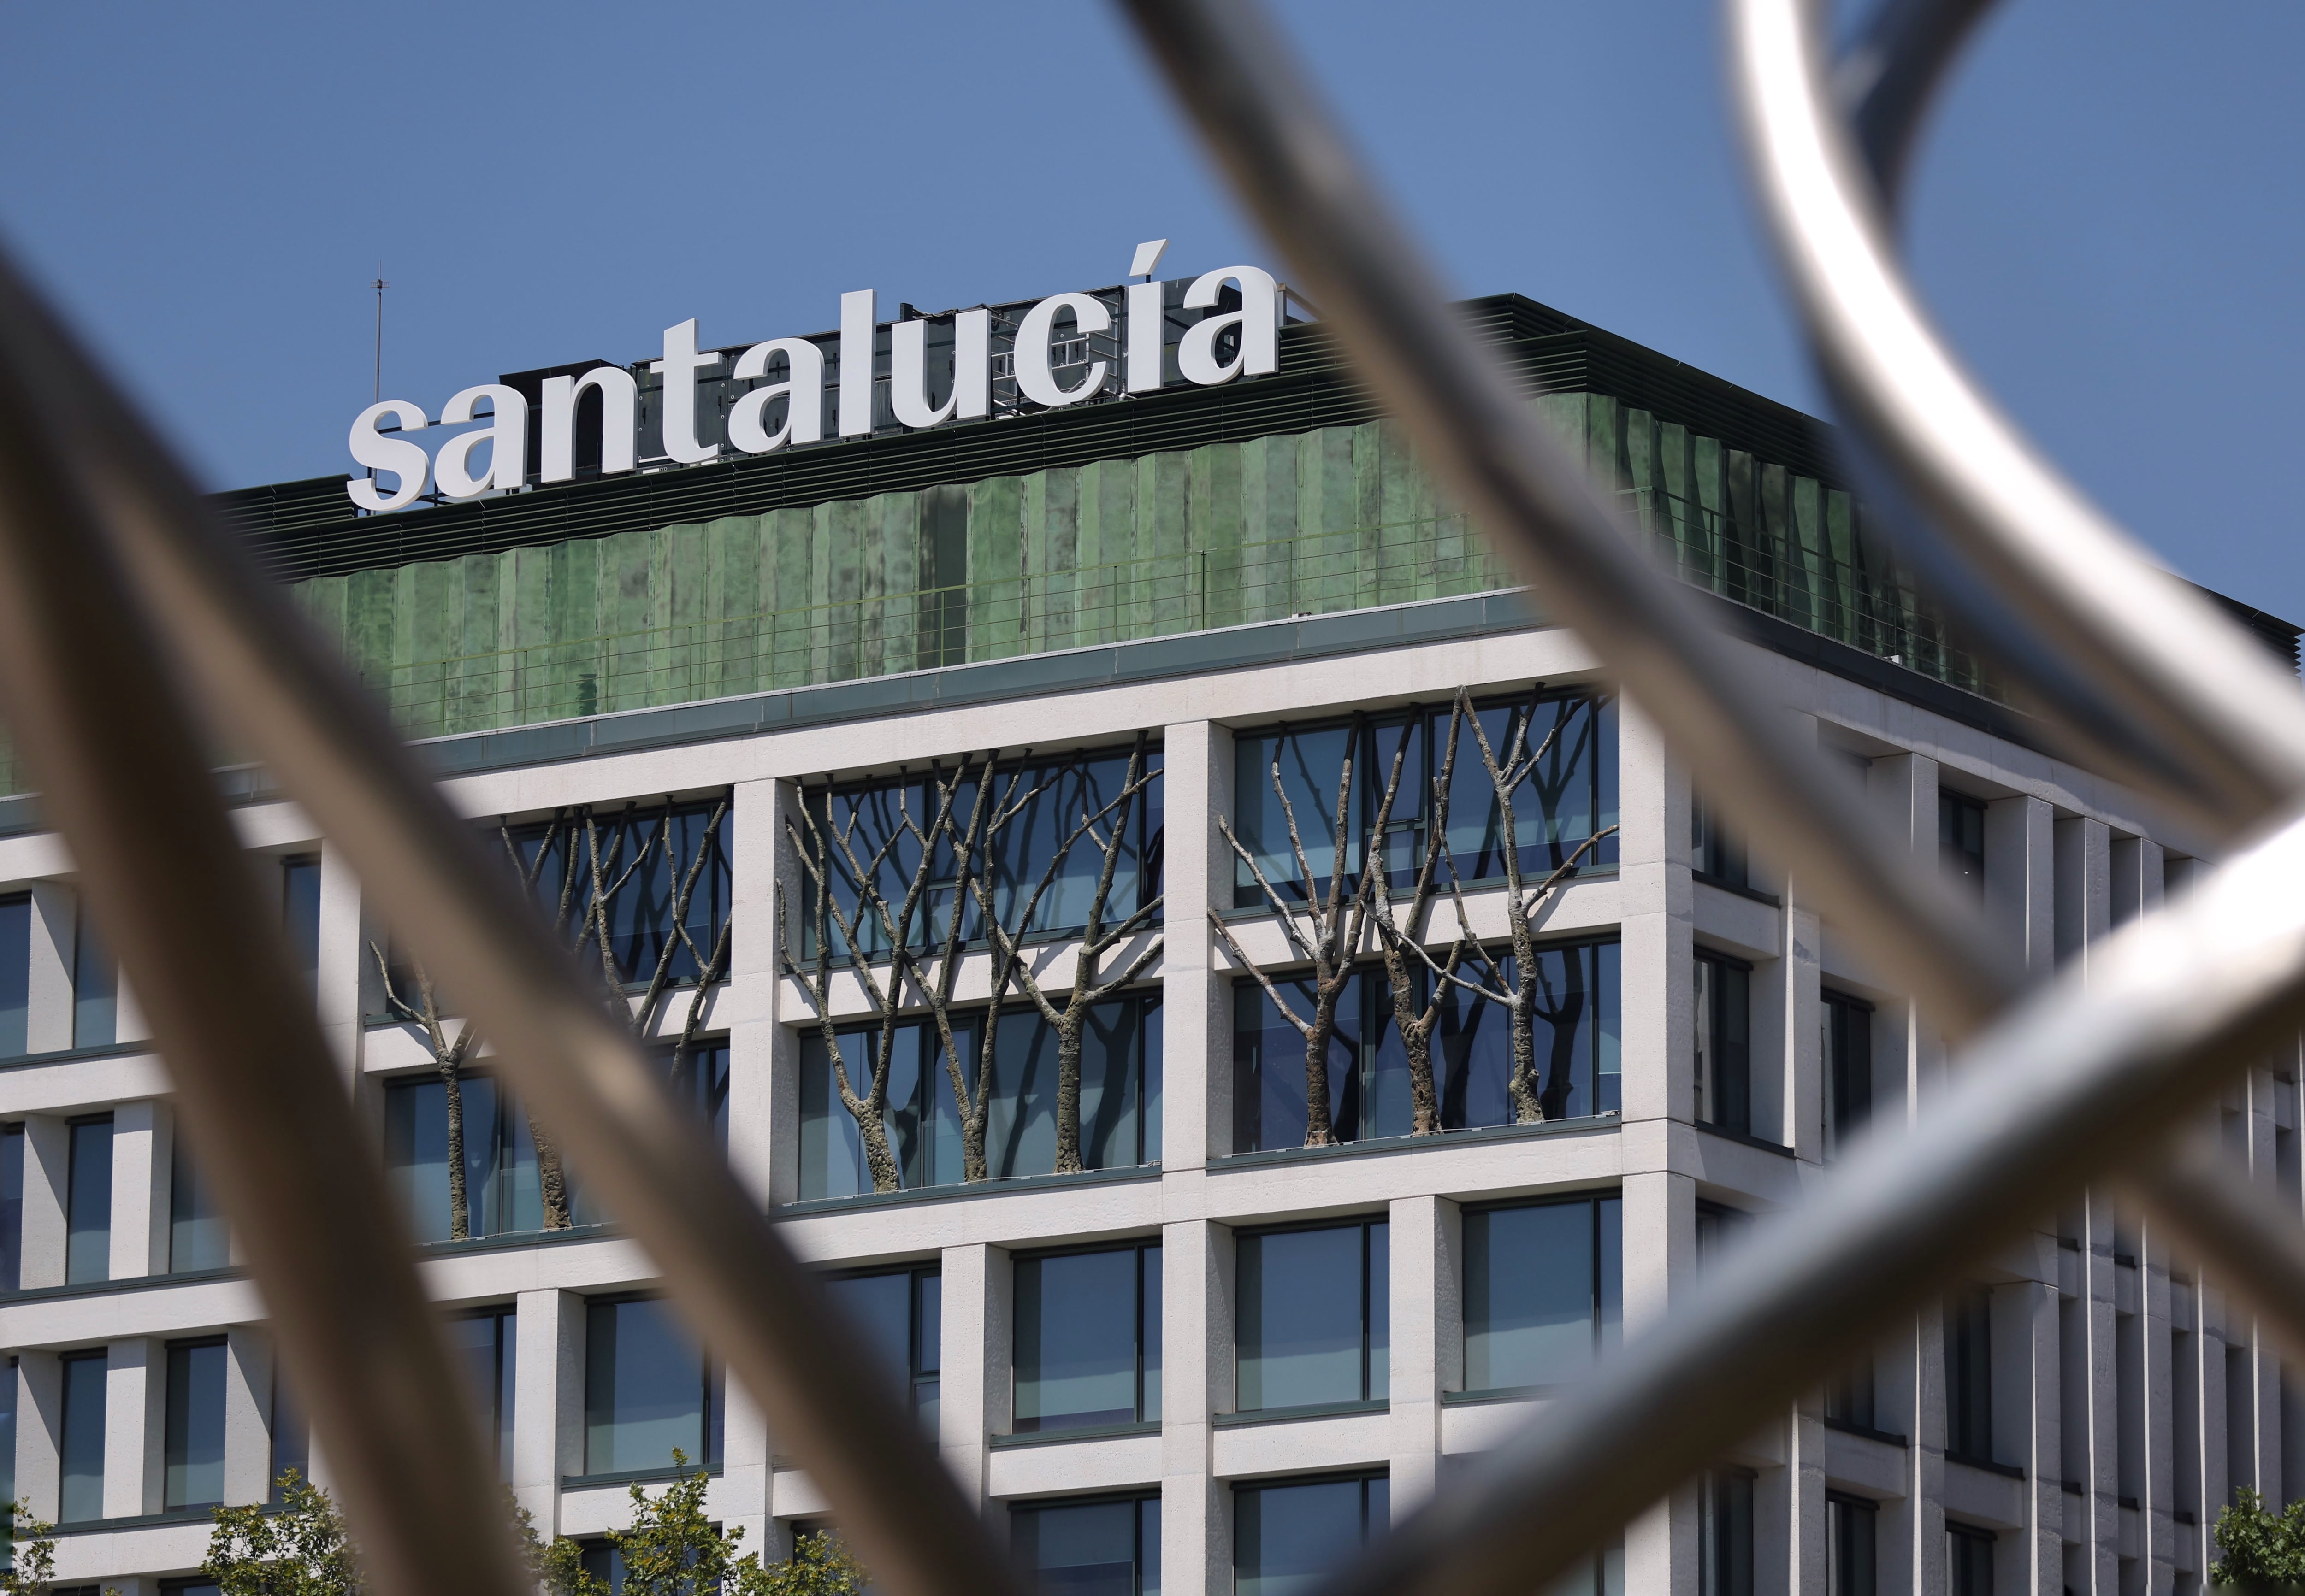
[{"x1": 346, "y1": 243, "x2": 1283, "y2": 513}]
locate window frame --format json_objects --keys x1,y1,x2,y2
[
  {"x1": 1011, "y1": 1239, "x2": 1162, "y2": 1435},
  {"x1": 1009, "y1": 1490, "x2": 1162, "y2": 1596},
  {"x1": 1459, "y1": 1190, "x2": 1623, "y2": 1397},
  {"x1": 1822, "y1": 989, "x2": 1874, "y2": 1160},
  {"x1": 1231, "y1": 1471, "x2": 1390, "y2": 1596},
  {"x1": 65, "y1": 1112, "x2": 113, "y2": 1285},
  {"x1": 823, "y1": 1264, "x2": 943, "y2": 1431},
  {"x1": 162, "y1": 1335, "x2": 228, "y2": 1511},
  {"x1": 580, "y1": 1292, "x2": 721, "y2": 1480},
  {"x1": 1693, "y1": 949, "x2": 1752, "y2": 1137},
  {"x1": 1233, "y1": 1215, "x2": 1389, "y2": 1415}
]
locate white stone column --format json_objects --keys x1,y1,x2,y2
[
  {"x1": 1995, "y1": 1275, "x2": 2062, "y2": 1596},
  {"x1": 1622, "y1": 1168, "x2": 1692, "y2": 1596},
  {"x1": 102, "y1": 1337, "x2": 161, "y2": 1520},
  {"x1": 718, "y1": 1380, "x2": 771, "y2": 1564},
  {"x1": 2053, "y1": 818, "x2": 2110, "y2": 975},
  {"x1": 938, "y1": 1242, "x2": 999, "y2": 1511},
  {"x1": 511, "y1": 1289, "x2": 585, "y2": 1531},
  {"x1": 1788, "y1": 1398, "x2": 1827, "y2": 1596},
  {"x1": 15, "y1": 1352, "x2": 61, "y2": 1523},
  {"x1": 1781, "y1": 889, "x2": 1821, "y2": 1161},
  {"x1": 1909, "y1": 1312, "x2": 1948, "y2": 1596},
  {"x1": 223, "y1": 1326, "x2": 273, "y2": 1505},
  {"x1": 109, "y1": 1100, "x2": 170, "y2": 1279},
  {"x1": 19, "y1": 1115, "x2": 68, "y2": 1289},
  {"x1": 728, "y1": 777, "x2": 782, "y2": 1207},
  {"x1": 1164, "y1": 1219, "x2": 1228, "y2": 1596},
  {"x1": 1617, "y1": 697, "x2": 1689, "y2": 1129},
  {"x1": 2083, "y1": 1193, "x2": 2122, "y2": 1595},
  {"x1": 1983, "y1": 796, "x2": 2053, "y2": 975},
  {"x1": 763, "y1": 779, "x2": 806, "y2": 1209},
  {"x1": 2108, "y1": 836, "x2": 2164, "y2": 930},
  {"x1": 25, "y1": 883, "x2": 76, "y2": 1054},
  {"x1": 1388, "y1": 1195, "x2": 1446, "y2": 1517},
  {"x1": 1162, "y1": 721, "x2": 1226, "y2": 1168}
]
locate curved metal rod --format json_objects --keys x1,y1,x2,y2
[
  {"x1": 0, "y1": 248, "x2": 1024, "y2": 1596},
  {"x1": 1833, "y1": 0, "x2": 1997, "y2": 216},
  {"x1": 1118, "y1": 0, "x2": 2015, "y2": 1041},
  {"x1": 1319, "y1": 804, "x2": 2305, "y2": 1596},
  {"x1": 0, "y1": 300, "x2": 524, "y2": 1596},
  {"x1": 1728, "y1": 0, "x2": 2305, "y2": 842}
]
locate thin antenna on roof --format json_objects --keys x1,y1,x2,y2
[{"x1": 372, "y1": 266, "x2": 388, "y2": 404}]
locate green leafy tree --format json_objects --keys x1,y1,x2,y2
[
  {"x1": 605, "y1": 1454, "x2": 863, "y2": 1596},
  {"x1": 738, "y1": 1530, "x2": 865, "y2": 1596},
  {"x1": 0, "y1": 1502, "x2": 58, "y2": 1596},
  {"x1": 2212, "y1": 1487, "x2": 2305, "y2": 1589},
  {"x1": 204, "y1": 1472, "x2": 362, "y2": 1596}
]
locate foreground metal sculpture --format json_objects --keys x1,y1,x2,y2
[{"x1": 0, "y1": 3, "x2": 2293, "y2": 1596}]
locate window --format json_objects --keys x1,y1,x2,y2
[
  {"x1": 0, "y1": 1123, "x2": 21, "y2": 1290},
  {"x1": 1015, "y1": 1243, "x2": 1160, "y2": 1433},
  {"x1": 1694, "y1": 952, "x2": 1750, "y2": 1136},
  {"x1": 1233, "y1": 942, "x2": 1620, "y2": 1153},
  {"x1": 59, "y1": 1349, "x2": 106, "y2": 1523},
  {"x1": 282, "y1": 855, "x2": 322, "y2": 986},
  {"x1": 1012, "y1": 1495, "x2": 1160, "y2": 1596},
  {"x1": 801, "y1": 996, "x2": 1160, "y2": 1198},
  {"x1": 448, "y1": 1308, "x2": 516, "y2": 1480},
  {"x1": 583, "y1": 1296, "x2": 719, "y2": 1476},
  {"x1": 1939, "y1": 792, "x2": 1985, "y2": 896},
  {"x1": 1947, "y1": 1524, "x2": 1994, "y2": 1596},
  {"x1": 170, "y1": 1141, "x2": 228, "y2": 1273},
  {"x1": 0, "y1": 895, "x2": 28, "y2": 1058},
  {"x1": 1232, "y1": 696, "x2": 1617, "y2": 911},
  {"x1": 1543, "y1": 1543, "x2": 1626, "y2": 1596},
  {"x1": 1825, "y1": 1355, "x2": 1877, "y2": 1434},
  {"x1": 0, "y1": 1355, "x2": 16, "y2": 1509},
  {"x1": 1826, "y1": 1493, "x2": 1877, "y2": 1596},
  {"x1": 1698, "y1": 1469, "x2": 1753, "y2": 1596},
  {"x1": 269, "y1": 1365, "x2": 309, "y2": 1500},
  {"x1": 1694, "y1": 1203, "x2": 1751, "y2": 1273},
  {"x1": 65, "y1": 1113, "x2": 112, "y2": 1284},
  {"x1": 1945, "y1": 1285, "x2": 1993, "y2": 1463},
  {"x1": 1691, "y1": 791, "x2": 1747, "y2": 889},
  {"x1": 825, "y1": 1266, "x2": 941, "y2": 1432},
  {"x1": 384, "y1": 1075, "x2": 541, "y2": 1242},
  {"x1": 164, "y1": 1338, "x2": 227, "y2": 1509},
  {"x1": 508, "y1": 801, "x2": 732, "y2": 987},
  {"x1": 1823, "y1": 991, "x2": 1873, "y2": 1158},
  {"x1": 72, "y1": 910, "x2": 115, "y2": 1050},
  {"x1": 1463, "y1": 1195, "x2": 1621, "y2": 1392},
  {"x1": 1234, "y1": 1475, "x2": 1388, "y2": 1596},
  {"x1": 658, "y1": 1040, "x2": 731, "y2": 1150},
  {"x1": 1236, "y1": 1219, "x2": 1388, "y2": 1412}
]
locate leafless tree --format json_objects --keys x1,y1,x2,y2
[
  {"x1": 1363, "y1": 699, "x2": 1470, "y2": 1136},
  {"x1": 1209, "y1": 712, "x2": 1388, "y2": 1148},
  {"x1": 969, "y1": 734, "x2": 1164, "y2": 1174}
]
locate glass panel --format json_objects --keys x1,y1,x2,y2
[
  {"x1": 0, "y1": 1123, "x2": 22, "y2": 1291},
  {"x1": 584, "y1": 1298, "x2": 704, "y2": 1474},
  {"x1": 0, "y1": 897, "x2": 27, "y2": 1058},
  {"x1": 1234, "y1": 725, "x2": 1362, "y2": 906},
  {"x1": 164, "y1": 1341, "x2": 226, "y2": 1508},
  {"x1": 1466, "y1": 1201, "x2": 1598, "y2": 1390},
  {"x1": 1828, "y1": 1496, "x2": 1878, "y2": 1596},
  {"x1": 1016, "y1": 1250, "x2": 1140, "y2": 1432},
  {"x1": 66, "y1": 1115, "x2": 112, "y2": 1284},
  {"x1": 1366, "y1": 1223, "x2": 1389, "y2": 1402},
  {"x1": 508, "y1": 803, "x2": 733, "y2": 986},
  {"x1": 270, "y1": 1366, "x2": 309, "y2": 1499},
  {"x1": 282, "y1": 856, "x2": 322, "y2": 986},
  {"x1": 71, "y1": 913, "x2": 115, "y2": 1050},
  {"x1": 1012, "y1": 1497, "x2": 1142, "y2": 1596},
  {"x1": 59, "y1": 1352, "x2": 106, "y2": 1523},
  {"x1": 0, "y1": 1358, "x2": 15, "y2": 1509},
  {"x1": 1237, "y1": 1226, "x2": 1366, "y2": 1410},
  {"x1": 915, "y1": 1271, "x2": 942, "y2": 1428},
  {"x1": 660, "y1": 1041, "x2": 731, "y2": 1149},
  {"x1": 1597, "y1": 1197, "x2": 1623, "y2": 1357},
  {"x1": 1141, "y1": 1246, "x2": 1163, "y2": 1423},
  {"x1": 1435, "y1": 943, "x2": 1617, "y2": 1129},
  {"x1": 447, "y1": 1312, "x2": 514, "y2": 1479},
  {"x1": 1235, "y1": 1478, "x2": 1385, "y2": 1596},
  {"x1": 1700, "y1": 1472, "x2": 1754, "y2": 1596},
  {"x1": 170, "y1": 1142, "x2": 229, "y2": 1273},
  {"x1": 1233, "y1": 977, "x2": 1362, "y2": 1152}
]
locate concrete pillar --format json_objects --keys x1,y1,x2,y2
[
  {"x1": 25, "y1": 883, "x2": 76, "y2": 1054},
  {"x1": 102, "y1": 1337, "x2": 161, "y2": 1520},
  {"x1": 764, "y1": 779, "x2": 806, "y2": 1209},
  {"x1": 2083, "y1": 1194, "x2": 2122, "y2": 1595},
  {"x1": 1868, "y1": 754, "x2": 1939, "y2": 859},
  {"x1": 938, "y1": 1241, "x2": 999, "y2": 1512},
  {"x1": 16, "y1": 1352, "x2": 61, "y2": 1523},
  {"x1": 222, "y1": 1327, "x2": 273, "y2": 1506},
  {"x1": 1164, "y1": 1219, "x2": 1228, "y2": 1596},
  {"x1": 2053, "y1": 818, "x2": 2110, "y2": 975},
  {"x1": 2141, "y1": 1231, "x2": 2175, "y2": 1595},
  {"x1": 19, "y1": 1115, "x2": 68, "y2": 1290},
  {"x1": 727, "y1": 777, "x2": 781, "y2": 1207},
  {"x1": 1781, "y1": 889, "x2": 1822, "y2": 1162},
  {"x1": 511, "y1": 1289, "x2": 584, "y2": 1532},
  {"x1": 1909, "y1": 1312, "x2": 1948, "y2": 1596},
  {"x1": 1163, "y1": 721, "x2": 1227, "y2": 1168},
  {"x1": 1789, "y1": 1398, "x2": 1828, "y2": 1596},
  {"x1": 1984, "y1": 795, "x2": 2054, "y2": 976},
  {"x1": 108, "y1": 1100, "x2": 169, "y2": 1280},
  {"x1": 719, "y1": 1379, "x2": 771, "y2": 1562},
  {"x1": 1623, "y1": 1169, "x2": 1693, "y2": 1596},
  {"x1": 1388, "y1": 1195, "x2": 1447, "y2": 1516},
  {"x1": 1617, "y1": 698, "x2": 1690, "y2": 1127},
  {"x1": 1996, "y1": 1276, "x2": 2063, "y2": 1596},
  {"x1": 2109, "y1": 836, "x2": 2164, "y2": 931}
]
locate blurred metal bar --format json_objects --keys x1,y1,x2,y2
[
  {"x1": 0, "y1": 250, "x2": 1024, "y2": 1596},
  {"x1": 1833, "y1": 0, "x2": 1997, "y2": 214},
  {"x1": 1728, "y1": 0, "x2": 2305, "y2": 842},
  {"x1": 0, "y1": 283, "x2": 525, "y2": 1596},
  {"x1": 1117, "y1": 0, "x2": 2014, "y2": 1041},
  {"x1": 1315, "y1": 805, "x2": 2305, "y2": 1596}
]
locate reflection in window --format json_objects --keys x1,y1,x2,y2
[
  {"x1": 504, "y1": 802, "x2": 733, "y2": 987},
  {"x1": 384, "y1": 1076, "x2": 540, "y2": 1242},
  {"x1": 164, "y1": 1338, "x2": 227, "y2": 1509},
  {"x1": 1234, "y1": 942, "x2": 1619, "y2": 1152},
  {"x1": 1234, "y1": 1475, "x2": 1388, "y2": 1596},
  {"x1": 1237, "y1": 1220, "x2": 1387, "y2": 1413},
  {"x1": 170, "y1": 1140, "x2": 229, "y2": 1273},
  {"x1": 72, "y1": 911, "x2": 115, "y2": 1051},
  {"x1": 583, "y1": 1297, "x2": 719, "y2": 1476},
  {"x1": 800, "y1": 997, "x2": 1159, "y2": 1199},
  {"x1": 282, "y1": 855, "x2": 322, "y2": 986},
  {"x1": 1012, "y1": 1495, "x2": 1160, "y2": 1596},
  {"x1": 1945, "y1": 1286, "x2": 1993, "y2": 1463},
  {"x1": 1694, "y1": 952, "x2": 1750, "y2": 1137},
  {"x1": 1699, "y1": 1470, "x2": 1753, "y2": 1596},
  {"x1": 1232, "y1": 696, "x2": 1617, "y2": 910},
  {"x1": 1827, "y1": 1493, "x2": 1877, "y2": 1596},
  {"x1": 0, "y1": 895, "x2": 27, "y2": 1058},
  {"x1": 59, "y1": 1350, "x2": 106, "y2": 1523},
  {"x1": 825, "y1": 1267, "x2": 940, "y2": 1434},
  {"x1": 1825, "y1": 1351, "x2": 1876, "y2": 1435},
  {"x1": 657, "y1": 1040, "x2": 731, "y2": 1150},
  {"x1": 1463, "y1": 1196, "x2": 1621, "y2": 1392},
  {"x1": 1691, "y1": 791, "x2": 1747, "y2": 889},
  {"x1": 269, "y1": 1364, "x2": 308, "y2": 1501},
  {"x1": 66, "y1": 1113, "x2": 112, "y2": 1284},
  {"x1": 1015, "y1": 1244, "x2": 1160, "y2": 1433},
  {"x1": 448, "y1": 1308, "x2": 516, "y2": 1480},
  {"x1": 1947, "y1": 1524, "x2": 1994, "y2": 1596},
  {"x1": 1939, "y1": 793, "x2": 1985, "y2": 897},
  {"x1": 1823, "y1": 990, "x2": 1872, "y2": 1159}
]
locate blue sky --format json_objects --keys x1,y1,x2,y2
[{"x1": 1, "y1": 3, "x2": 2299, "y2": 615}]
